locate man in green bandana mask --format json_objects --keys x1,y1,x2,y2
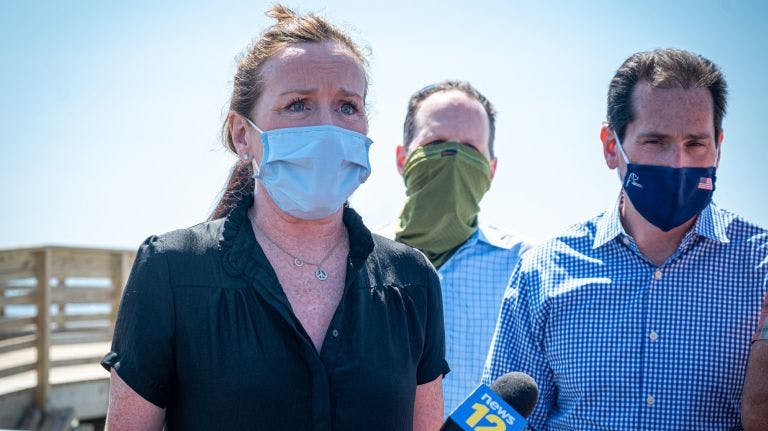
[{"x1": 382, "y1": 80, "x2": 532, "y2": 415}]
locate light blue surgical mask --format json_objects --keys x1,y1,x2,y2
[{"x1": 246, "y1": 119, "x2": 373, "y2": 220}]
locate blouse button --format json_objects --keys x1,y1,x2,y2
[{"x1": 332, "y1": 329, "x2": 339, "y2": 338}]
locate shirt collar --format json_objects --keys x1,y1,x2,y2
[
  {"x1": 592, "y1": 195, "x2": 731, "y2": 250},
  {"x1": 692, "y1": 202, "x2": 731, "y2": 244},
  {"x1": 593, "y1": 196, "x2": 626, "y2": 249},
  {"x1": 220, "y1": 193, "x2": 374, "y2": 279},
  {"x1": 471, "y1": 223, "x2": 518, "y2": 250}
]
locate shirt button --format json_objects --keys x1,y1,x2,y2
[
  {"x1": 332, "y1": 329, "x2": 339, "y2": 338},
  {"x1": 646, "y1": 395, "x2": 655, "y2": 406},
  {"x1": 653, "y1": 269, "x2": 663, "y2": 280},
  {"x1": 649, "y1": 331, "x2": 658, "y2": 341},
  {"x1": 621, "y1": 237, "x2": 630, "y2": 245}
]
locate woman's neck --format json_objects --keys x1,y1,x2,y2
[{"x1": 249, "y1": 189, "x2": 346, "y2": 247}]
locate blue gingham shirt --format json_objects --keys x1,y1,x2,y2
[
  {"x1": 377, "y1": 222, "x2": 532, "y2": 414},
  {"x1": 483, "y1": 200, "x2": 768, "y2": 430}
]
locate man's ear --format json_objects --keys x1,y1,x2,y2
[
  {"x1": 601, "y1": 123, "x2": 619, "y2": 170},
  {"x1": 716, "y1": 130, "x2": 724, "y2": 167},
  {"x1": 396, "y1": 144, "x2": 408, "y2": 176}
]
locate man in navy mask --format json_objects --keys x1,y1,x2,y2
[{"x1": 483, "y1": 48, "x2": 768, "y2": 429}]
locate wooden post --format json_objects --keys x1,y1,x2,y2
[
  {"x1": 34, "y1": 248, "x2": 52, "y2": 411},
  {"x1": 110, "y1": 252, "x2": 131, "y2": 331},
  {"x1": 55, "y1": 278, "x2": 65, "y2": 331},
  {"x1": 0, "y1": 280, "x2": 5, "y2": 318}
]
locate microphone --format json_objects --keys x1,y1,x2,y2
[{"x1": 440, "y1": 372, "x2": 538, "y2": 431}]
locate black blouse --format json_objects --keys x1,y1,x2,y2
[{"x1": 101, "y1": 195, "x2": 448, "y2": 430}]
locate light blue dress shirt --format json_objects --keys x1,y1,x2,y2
[
  {"x1": 483, "y1": 200, "x2": 768, "y2": 430},
  {"x1": 436, "y1": 224, "x2": 532, "y2": 414}
]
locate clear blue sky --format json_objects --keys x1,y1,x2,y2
[{"x1": 1, "y1": 0, "x2": 766, "y2": 249}]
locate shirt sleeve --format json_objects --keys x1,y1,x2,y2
[
  {"x1": 416, "y1": 263, "x2": 450, "y2": 385},
  {"x1": 481, "y1": 261, "x2": 555, "y2": 430},
  {"x1": 101, "y1": 235, "x2": 175, "y2": 408}
]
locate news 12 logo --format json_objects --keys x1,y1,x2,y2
[{"x1": 448, "y1": 384, "x2": 527, "y2": 431}]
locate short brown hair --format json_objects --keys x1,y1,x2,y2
[
  {"x1": 607, "y1": 48, "x2": 728, "y2": 142},
  {"x1": 211, "y1": 4, "x2": 369, "y2": 219},
  {"x1": 403, "y1": 80, "x2": 497, "y2": 158}
]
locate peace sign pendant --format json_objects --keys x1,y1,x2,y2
[{"x1": 315, "y1": 268, "x2": 328, "y2": 281}]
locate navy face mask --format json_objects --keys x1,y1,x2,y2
[{"x1": 615, "y1": 132, "x2": 717, "y2": 232}]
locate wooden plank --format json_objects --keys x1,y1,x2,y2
[
  {"x1": 0, "y1": 269, "x2": 37, "y2": 283},
  {"x1": 63, "y1": 313, "x2": 112, "y2": 322},
  {"x1": 0, "y1": 245, "x2": 131, "y2": 255},
  {"x1": 1, "y1": 279, "x2": 36, "y2": 292},
  {"x1": 50, "y1": 330, "x2": 112, "y2": 346},
  {"x1": 50, "y1": 288, "x2": 113, "y2": 303},
  {"x1": 50, "y1": 356, "x2": 105, "y2": 368},
  {"x1": 35, "y1": 248, "x2": 51, "y2": 410},
  {"x1": 0, "y1": 334, "x2": 36, "y2": 354},
  {"x1": 0, "y1": 292, "x2": 36, "y2": 305},
  {"x1": 50, "y1": 249, "x2": 113, "y2": 279},
  {"x1": 48, "y1": 341, "x2": 110, "y2": 360},
  {"x1": 0, "y1": 249, "x2": 36, "y2": 277},
  {"x1": 57, "y1": 322, "x2": 111, "y2": 333},
  {"x1": 0, "y1": 362, "x2": 36, "y2": 379},
  {"x1": 49, "y1": 363, "x2": 110, "y2": 387},
  {"x1": 0, "y1": 316, "x2": 36, "y2": 331}
]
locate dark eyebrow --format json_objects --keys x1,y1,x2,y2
[
  {"x1": 636, "y1": 132, "x2": 713, "y2": 141},
  {"x1": 636, "y1": 133, "x2": 669, "y2": 140},
  {"x1": 685, "y1": 133, "x2": 712, "y2": 141}
]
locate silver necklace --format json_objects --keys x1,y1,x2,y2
[{"x1": 253, "y1": 224, "x2": 344, "y2": 281}]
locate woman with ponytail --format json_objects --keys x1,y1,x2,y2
[{"x1": 101, "y1": 5, "x2": 447, "y2": 430}]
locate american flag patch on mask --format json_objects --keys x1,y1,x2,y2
[{"x1": 698, "y1": 177, "x2": 714, "y2": 190}]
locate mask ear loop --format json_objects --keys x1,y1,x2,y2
[
  {"x1": 245, "y1": 118, "x2": 265, "y2": 179},
  {"x1": 613, "y1": 129, "x2": 630, "y2": 165},
  {"x1": 613, "y1": 129, "x2": 633, "y2": 211}
]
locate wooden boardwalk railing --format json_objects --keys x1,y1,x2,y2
[{"x1": 0, "y1": 246, "x2": 135, "y2": 428}]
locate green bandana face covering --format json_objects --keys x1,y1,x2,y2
[{"x1": 395, "y1": 141, "x2": 491, "y2": 268}]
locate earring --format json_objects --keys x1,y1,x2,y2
[{"x1": 241, "y1": 153, "x2": 249, "y2": 161}]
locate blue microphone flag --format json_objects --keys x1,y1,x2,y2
[{"x1": 447, "y1": 384, "x2": 527, "y2": 431}]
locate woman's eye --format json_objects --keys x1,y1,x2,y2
[
  {"x1": 287, "y1": 100, "x2": 306, "y2": 112},
  {"x1": 339, "y1": 102, "x2": 358, "y2": 115}
]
